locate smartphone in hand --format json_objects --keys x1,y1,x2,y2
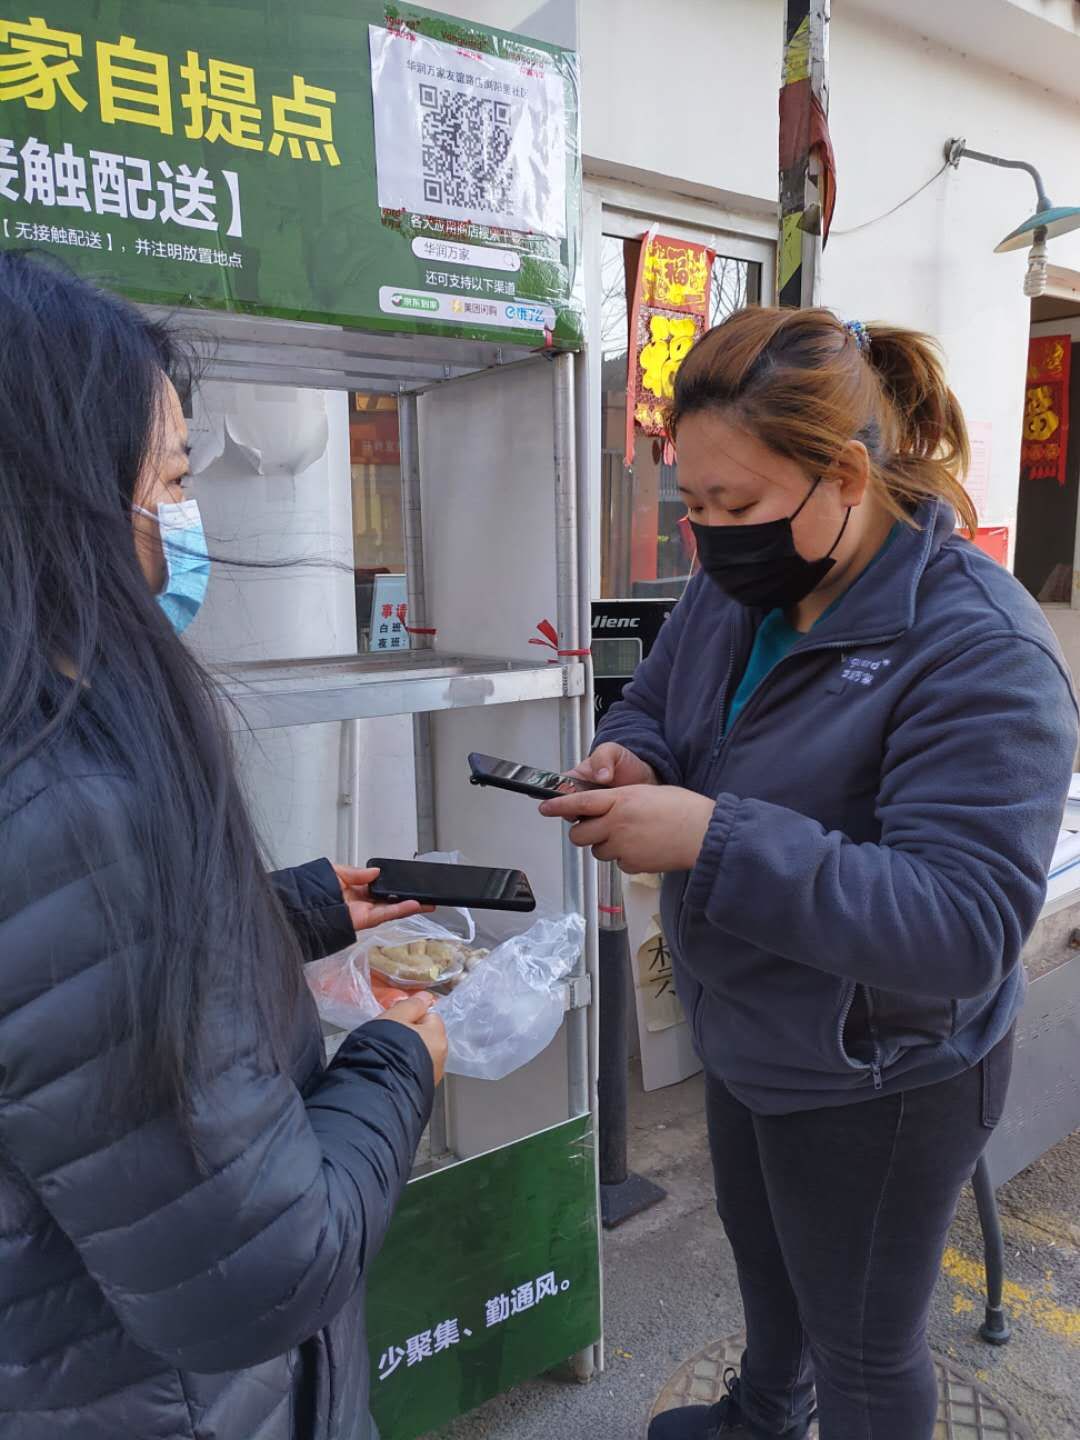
[
  {"x1": 468, "y1": 752, "x2": 602, "y2": 802},
  {"x1": 368, "y1": 857, "x2": 537, "y2": 912}
]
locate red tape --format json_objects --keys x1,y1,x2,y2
[
  {"x1": 405, "y1": 626, "x2": 438, "y2": 636},
  {"x1": 530, "y1": 618, "x2": 591, "y2": 662}
]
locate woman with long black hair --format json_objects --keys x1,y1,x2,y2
[{"x1": 0, "y1": 250, "x2": 446, "y2": 1440}]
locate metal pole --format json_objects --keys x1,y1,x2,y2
[
  {"x1": 597, "y1": 865, "x2": 628, "y2": 1185},
  {"x1": 596, "y1": 863, "x2": 666, "y2": 1229},
  {"x1": 778, "y1": 0, "x2": 830, "y2": 308},
  {"x1": 972, "y1": 1156, "x2": 1012, "y2": 1345},
  {"x1": 945, "y1": 140, "x2": 1053, "y2": 213},
  {"x1": 554, "y1": 351, "x2": 598, "y2": 1384},
  {"x1": 554, "y1": 353, "x2": 590, "y2": 1123},
  {"x1": 399, "y1": 389, "x2": 449, "y2": 1164}
]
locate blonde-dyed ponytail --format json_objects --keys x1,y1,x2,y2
[{"x1": 863, "y1": 326, "x2": 977, "y2": 537}]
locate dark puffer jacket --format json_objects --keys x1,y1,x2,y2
[{"x1": 0, "y1": 745, "x2": 434, "y2": 1440}]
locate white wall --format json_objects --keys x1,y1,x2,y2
[
  {"x1": 427, "y1": 0, "x2": 576, "y2": 46},
  {"x1": 824, "y1": 3, "x2": 1080, "y2": 531},
  {"x1": 579, "y1": 0, "x2": 780, "y2": 209}
]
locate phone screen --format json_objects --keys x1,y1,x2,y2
[{"x1": 370, "y1": 858, "x2": 534, "y2": 908}]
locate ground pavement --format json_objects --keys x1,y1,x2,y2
[{"x1": 426, "y1": 1065, "x2": 1080, "y2": 1440}]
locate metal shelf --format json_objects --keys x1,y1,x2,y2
[
  {"x1": 162, "y1": 307, "x2": 543, "y2": 395},
  {"x1": 215, "y1": 651, "x2": 585, "y2": 730}
]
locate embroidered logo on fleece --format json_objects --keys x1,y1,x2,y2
[{"x1": 839, "y1": 655, "x2": 892, "y2": 688}]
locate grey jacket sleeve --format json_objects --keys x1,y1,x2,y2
[
  {"x1": 685, "y1": 635, "x2": 1078, "y2": 998},
  {"x1": 0, "y1": 774, "x2": 433, "y2": 1373}
]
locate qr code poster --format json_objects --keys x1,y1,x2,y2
[{"x1": 369, "y1": 25, "x2": 568, "y2": 240}]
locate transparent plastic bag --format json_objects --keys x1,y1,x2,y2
[
  {"x1": 303, "y1": 852, "x2": 584, "y2": 1080},
  {"x1": 435, "y1": 910, "x2": 585, "y2": 1081}
]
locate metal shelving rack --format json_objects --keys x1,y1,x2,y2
[{"x1": 198, "y1": 315, "x2": 600, "y2": 1383}]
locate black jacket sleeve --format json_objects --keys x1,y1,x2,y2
[
  {"x1": 0, "y1": 774, "x2": 434, "y2": 1373},
  {"x1": 270, "y1": 857, "x2": 356, "y2": 962}
]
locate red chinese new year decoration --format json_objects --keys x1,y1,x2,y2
[
  {"x1": 625, "y1": 233, "x2": 716, "y2": 467},
  {"x1": 972, "y1": 527, "x2": 1009, "y2": 567},
  {"x1": 1022, "y1": 335, "x2": 1071, "y2": 488}
]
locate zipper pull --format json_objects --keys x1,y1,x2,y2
[{"x1": 871, "y1": 1062, "x2": 883, "y2": 1091}]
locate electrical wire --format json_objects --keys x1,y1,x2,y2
[{"x1": 831, "y1": 161, "x2": 951, "y2": 237}]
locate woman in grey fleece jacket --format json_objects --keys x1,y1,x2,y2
[{"x1": 543, "y1": 307, "x2": 1078, "y2": 1440}]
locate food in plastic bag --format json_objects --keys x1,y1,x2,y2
[
  {"x1": 303, "y1": 853, "x2": 584, "y2": 1080},
  {"x1": 370, "y1": 937, "x2": 489, "y2": 989},
  {"x1": 304, "y1": 943, "x2": 384, "y2": 1032}
]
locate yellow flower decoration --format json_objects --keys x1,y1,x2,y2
[{"x1": 640, "y1": 314, "x2": 698, "y2": 401}]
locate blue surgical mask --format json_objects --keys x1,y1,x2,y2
[{"x1": 136, "y1": 497, "x2": 211, "y2": 635}]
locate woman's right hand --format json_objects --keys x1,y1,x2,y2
[
  {"x1": 381, "y1": 993, "x2": 448, "y2": 1086},
  {"x1": 572, "y1": 742, "x2": 658, "y2": 789}
]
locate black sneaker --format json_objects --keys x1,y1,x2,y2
[{"x1": 647, "y1": 1371, "x2": 811, "y2": 1440}]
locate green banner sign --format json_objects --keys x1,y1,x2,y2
[
  {"x1": 0, "y1": 1, "x2": 583, "y2": 346},
  {"x1": 367, "y1": 1114, "x2": 601, "y2": 1439}
]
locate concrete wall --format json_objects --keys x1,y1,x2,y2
[
  {"x1": 579, "y1": 0, "x2": 781, "y2": 209},
  {"x1": 825, "y1": 4, "x2": 1080, "y2": 531}
]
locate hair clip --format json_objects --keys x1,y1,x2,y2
[{"x1": 844, "y1": 319, "x2": 871, "y2": 355}]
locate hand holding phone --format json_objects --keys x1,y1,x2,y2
[
  {"x1": 468, "y1": 752, "x2": 603, "y2": 802},
  {"x1": 570, "y1": 743, "x2": 658, "y2": 789}
]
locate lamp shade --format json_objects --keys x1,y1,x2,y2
[{"x1": 995, "y1": 206, "x2": 1080, "y2": 253}]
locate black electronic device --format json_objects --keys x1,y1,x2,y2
[{"x1": 368, "y1": 857, "x2": 537, "y2": 912}]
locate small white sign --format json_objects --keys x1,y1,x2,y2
[
  {"x1": 371, "y1": 572, "x2": 410, "y2": 653},
  {"x1": 369, "y1": 24, "x2": 567, "y2": 239}
]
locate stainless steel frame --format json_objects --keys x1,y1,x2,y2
[{"x1": 196, "y1": 316, "x2": 600, "y2": 1389}]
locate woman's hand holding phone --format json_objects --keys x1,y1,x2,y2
[
  {"x1": 332, "y1": 864, "x2": 435, "y2": 931},
  {"x1": 571, "y1": 743, "x2": 658, "y2": 789}
]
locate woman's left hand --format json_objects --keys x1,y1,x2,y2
[
  {"x1": 539, "y1": 785, "x2": 716, "y2": 874},
  {"x1": 331, "y1": 864, "x2": 435, "y2": 931}
]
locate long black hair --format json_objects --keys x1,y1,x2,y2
[{"x1": 0, "y1": 250, "x2": 303, "y2": 1125}]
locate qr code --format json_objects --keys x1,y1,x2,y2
[{"x1": 419, "y1": 85, "x2": 515, "y2": 216}]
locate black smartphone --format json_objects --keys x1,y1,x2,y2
[
  {"x1": 368, "y1": 857, "x2": 537, "y2": 912},
  {"x1": 468, "y1": 752, "x2": 602, "y2": 802}
]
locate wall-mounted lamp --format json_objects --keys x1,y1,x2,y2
[{"x1": 945, "y1": 138, "x2": 1080, "y2": 297}]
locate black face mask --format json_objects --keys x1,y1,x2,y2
[{"x1": 689, "y1": 479, "x2": 852, "y2": 611}]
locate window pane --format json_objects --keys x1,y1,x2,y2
[
  {"x1": 177, "y1": 381, "x2": 406, "y2": 663},
  {"x1": 599, "y1": 234, "x2": 760, "y2": 600}
]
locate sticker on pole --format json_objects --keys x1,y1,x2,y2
[{"x1": 369, "y1": 24, "x2": 567, "y2": 239}]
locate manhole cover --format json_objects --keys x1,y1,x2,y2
[{"x1": 650, "y1": 1334, "x2": 1031, "y2": 1439}]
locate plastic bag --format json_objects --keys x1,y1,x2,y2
[
  {"x1": 303, "y1": 852, "x2": 584, "y2": 1081},
  {"x1": 435, "y1": 911, "x2": 584, "y2": 1081}
]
